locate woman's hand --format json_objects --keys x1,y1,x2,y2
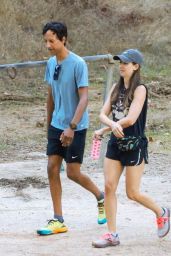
[
  {"x1": 94, "y1": 128, "x2": 104, "y2": 140},
  {"x1": 111, "y1": 121, "x2": 124, "y2": 138}
]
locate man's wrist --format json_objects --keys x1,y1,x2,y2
[{"x1": 69, "y1": 122, "x2": 77, "y2": 130}]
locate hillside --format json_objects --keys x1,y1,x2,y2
[
  {"x1": 0, "y1": 0, "x2": 171, "y2": 162},
  {"x1": 0, "y1": 0, "x2": 170, "y2": 63}
]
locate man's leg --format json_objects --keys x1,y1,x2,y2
[
  {"x1": 66, "y1": 163, "x2": 106, "y2": 224},
  {"x1": 66, "y1": 163, "x2": 102, "y2": 199},
  {"x1": 47, "y1": 155, "x2": 63, "y2": 216},
  {"x1": 65, "y1": 129, "x2": 106, "y2": 224},
  {"x1": 37, "y1": 155, "x2": 68, "y2": 235}
]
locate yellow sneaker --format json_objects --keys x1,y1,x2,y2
[
  {"x1": 98, "y1": 199, "x2": 107, "y2": 224},
  {"x1": 37, "y1": 219, "x2": 68, "y2": 235}
]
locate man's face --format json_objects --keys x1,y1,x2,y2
[{"x1": 44, "y1": 30, "x2": 65, "y2": 55}]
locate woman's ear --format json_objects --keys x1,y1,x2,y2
[{"x1": 133, "y1": 63, "x2": 139, "y2": 71}]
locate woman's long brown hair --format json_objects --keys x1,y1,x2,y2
[{"x1": 110, "y1": 65, "x2": 141, "y2": 108}]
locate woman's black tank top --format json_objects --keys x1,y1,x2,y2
[{"x1": 111, "y1": 84, "x2": 148, "y2": 137}]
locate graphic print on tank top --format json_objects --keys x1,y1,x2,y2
[{"x1": 112, "y1": 86, "x2": 129, "y2": 122}]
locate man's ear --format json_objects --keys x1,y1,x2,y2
[{"x1": 62, "y1": 36, "x2": 67, "y2": 45}]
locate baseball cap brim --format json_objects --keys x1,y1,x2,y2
[{"x1": 113, "y1": 55, "x2": 131, "y2": 63}]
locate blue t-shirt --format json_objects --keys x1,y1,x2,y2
[{"x1": 45, "y1": 51, "x2": 89, "y2": 131}]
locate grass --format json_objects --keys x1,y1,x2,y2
[
  {"x1": 0, "y1": 140, "x2": 8, "y2": 152},
  {"x1": 142, "y1": 64, "x2": 171, "y2": 82},
  {"x1": 140, "y1": 50, "x2": 171, "y2": 82},
  {"x1": 0, "y1": 53, "x2": 171, "y2": 161}
]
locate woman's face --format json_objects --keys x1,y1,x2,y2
[{"x1": 119, "y1": 61, "x2": 139, "y2": 80}]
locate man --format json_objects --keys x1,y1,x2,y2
[{"x1": 37, "y1": 22, "x2": 106, "y2": 235}]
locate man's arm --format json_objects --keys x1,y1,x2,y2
[
  {"x1": 71, "y1": 86, "x2": 88, "y2": 125},
  {"x1": 60, "y1": 87, "x2": 88, "y2": 147},
  {"x1": 46, "y1": 86, "x2": 54, "y2": 130}
]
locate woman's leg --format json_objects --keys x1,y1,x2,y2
[
  {"x1": 125, "y1": 161, "x2": 163, "y2": 217},
  {"x1": 104, "y1": 157, "x2": 124, "y2": 232}
]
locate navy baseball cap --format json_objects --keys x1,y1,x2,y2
[{"x1": 113, "y1": 49, "x2": 143, "y2": 65}]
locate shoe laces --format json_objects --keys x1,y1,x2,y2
[
  {"x1": 101, "y1": 233, "x2": 113, "y2": 241},
  {"x1": 47, "y1": 219, "x2": 58, "y2": 226},
  {"x1": 98, "y1": 202, "x2": 104, "y2": 214}
]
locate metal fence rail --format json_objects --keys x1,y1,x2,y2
[
  {"x1": 0, "y1": 53, "x2": 115, "y2": 103},
  {"x1": 0, "y1": 54, "x2": 115, "y2": 166},
  {"x1": 0, "y1": 54, "x2": 114, "y2": 70}
]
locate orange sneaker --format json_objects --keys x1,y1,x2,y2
[{"x1": 157, "y1": 207, "x2": 170, "y2": 238}]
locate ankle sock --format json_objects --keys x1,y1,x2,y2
[
  {"x1": 54, "y1": 214, "x2": 64, "y2": 223},
  {"x1": 97, "y1": 191, "x2": 104, "y2": 202},
  {"x1": 111, "y1": 232, "x2": 118, "y2": 238}
]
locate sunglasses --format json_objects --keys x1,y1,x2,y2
[{"x1": 53, "y1": 64, "x2": 61, "y2": 80}]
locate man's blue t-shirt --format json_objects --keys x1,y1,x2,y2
[{"x1": 45, "y1": 51, "x2": 89, "y2": 131}]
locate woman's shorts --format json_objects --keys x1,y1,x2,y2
[
  {"x1": 106, "y1": 134, "x2": 148, "y2": 166},
  {"x1": 47, "y1": 125, "x2": 87, "y2": 164}
]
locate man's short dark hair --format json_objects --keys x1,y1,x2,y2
[{"x1": 43, "y1": 22, "x2": 67, "y2": 43}]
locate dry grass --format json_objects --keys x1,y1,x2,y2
[{"x1": 0, "y1": 0, "x2": 170, "y2": 60}]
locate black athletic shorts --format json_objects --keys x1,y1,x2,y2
[
  {"x1": 106, "y1": 133, "x2": 148, "y2": 166},
  {"x1": 47, "y1": 125, "x2": 87, "y2": 164}
]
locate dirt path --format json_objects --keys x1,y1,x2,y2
[{"x1": 0, "y1": 152, "x2": 170, "y2": 256}]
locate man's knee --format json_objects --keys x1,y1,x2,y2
[
  {"x1": 47, "y1": 162, "x2": 60, "y2": 179},
  {"x1": 66, "y1": 164, "x2": 80, "y2": 181}
]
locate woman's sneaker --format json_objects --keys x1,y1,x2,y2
[
  {"x1": 37, "y1": 219, "x2": 68, "y2": 235},
  {"x1": 92, "y1": 233, "x2": 120, "y2": 248},
  {"x1": 157, "y1": 207, "x2": 170, "y2": 238}
]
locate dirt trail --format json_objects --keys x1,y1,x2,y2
[{"x1": 0, "y1": 152, "x2": 170, "y2": 256}]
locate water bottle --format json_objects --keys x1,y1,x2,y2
[{"x1": 91, "y1": 138, "x2": 102, "y2": 160}]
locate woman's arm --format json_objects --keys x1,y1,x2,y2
[
  {"x1": 118, "y1": 85, "x2": 146, "y2": 128},
  {"x1": 99, "y1": 84, "x2": 115, "y2": 127},
  {"x1": 99, "y1": 84, "x2": 124, "y2": 138}
]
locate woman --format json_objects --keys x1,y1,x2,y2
[{"x1": 92, "y1": 49, "x2": 170, "y2": 248}]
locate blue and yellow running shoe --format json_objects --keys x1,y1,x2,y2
[
  {"x1": 37, "y1": 219, "x2": 68, "y2": 235},
  {"x1": 97, "y1": 199, "x2": 107, "y2": 224}
]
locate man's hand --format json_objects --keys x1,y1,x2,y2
[{"x1": 60, "y1": 128, "x2": 74, "y2": 147}]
